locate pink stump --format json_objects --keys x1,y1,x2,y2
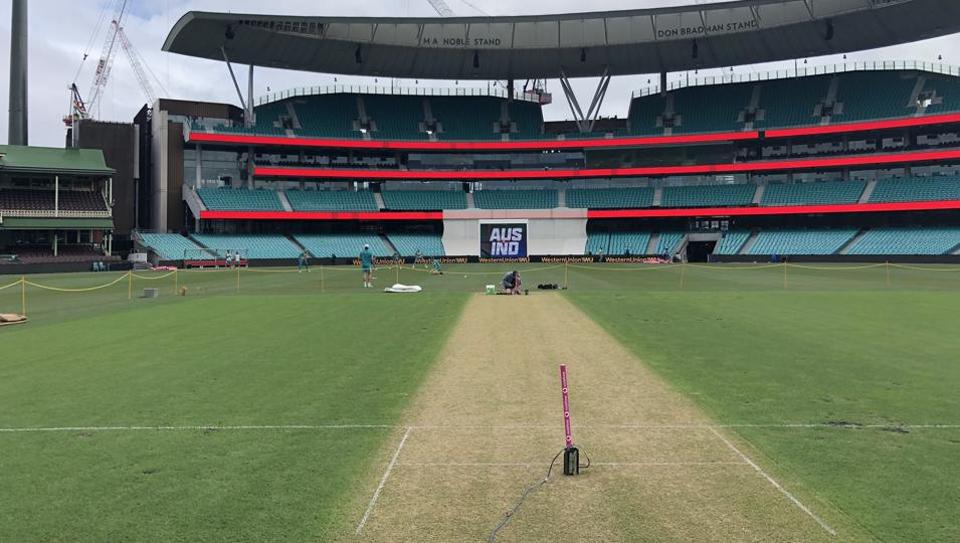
[{"x1": 560, "y1": 364, "x2": 573, "y2": 448}]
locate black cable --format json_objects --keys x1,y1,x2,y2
[{"x1": 487, "y1": 447, "x2": 591, "y2": 542}]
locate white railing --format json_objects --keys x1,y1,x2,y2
[
  {"x1": 632, "y1": 60, "x2": 960, "y2": 98},
  {"x1": 0, "y1": 209, "x2": 112, "y2": 218},
  {"x1": 256, "y1": 83, "x2": 541, "y2": 106}
]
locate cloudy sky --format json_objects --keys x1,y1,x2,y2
[{"x1": 0, "y1": 0, "x2": 957, "y2": 147}]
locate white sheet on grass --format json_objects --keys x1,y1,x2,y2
[{"x1": 383, "y1": 284, "x2": 422, "y2": 293}]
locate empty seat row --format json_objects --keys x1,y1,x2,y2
[
  {"x1": 746, "y1": 229, "x2": 858, "y2": 255},
  {"x1": 0, "y1": 189, "x2": 107, "y2": 213},
  {"x1": 192, "y1": 234, "x2": 302, "y2": 259},
  {"x1": 138, "y1": 233, "x2": 214, "y2": 260},
  {"x1": 847, "y1": 228, "x2": 960, "y2": 255}
]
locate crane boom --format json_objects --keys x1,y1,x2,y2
[
  {"x1": 86, "y1": 0, "x2": 128, "y2": 116},
  {"x1": 116, "y1": 24, "x2": 158, "y2": 106},
  {"x1": 425, "y1": 0, "x2": 455, "y2": 16}
]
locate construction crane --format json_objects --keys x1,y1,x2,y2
[{"x1": 65, "y1": 0, "x2": 167, "y2": 129}]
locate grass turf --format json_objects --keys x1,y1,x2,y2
[
  {"x1": 0, "y1": 289, "x2": 467, "y2": 542},
  {"x1": 3, "y1": 263, "x2": 960, "y2": 541},
  {"x1": 565, "y1": 265, "x2": 960, "y2": 543}
]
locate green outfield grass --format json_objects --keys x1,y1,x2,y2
[{"x1": 2, "y1": 262, "x2": 960, "y2": 541}]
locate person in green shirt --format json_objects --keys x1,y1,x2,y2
[{"x1": 360, "y1": 244, "x2": 375, "y2": 288}]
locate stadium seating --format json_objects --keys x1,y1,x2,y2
[
  {"x1": 429, "y1": 96, "x2": 502, "y2": 140},
  {"x1": 756, "y1": 77, "x2": 830, "y2": 128},
  {"x1": 608, "y1": 232, "x2": 651, "y2": 255},
  {"x1": 672, "y1": 83, "x2": 753, "y2": 133},
  {"x1": 833, "y1": 71, "x2": 919, "y2": 123},
  {"x1": 846, "y1": 228, "x2": 960, "y2": 255},
  {"x1": 508, "y1": 101, "x2": 546, "y2": 139},
  {"x1": 196, "y1": 188, "x2": 284, "y2": 211},
  {"x1": 585, "y1": 232, "x2": 610, "y2": 255},
  {"x1": 661, "y1": 184, "x2": 755, "y2": 208},
  {"x1": 387, "y1": 233, "x2": 445, "y2": 256},
  {"x1": 364, "y1": 95, "x2": 428, "y2": 140},
  {"x1": 761, "y1": 181, "x2": 866, "y2": 206},
  {"x1": 285, "y1": 190, "x2": 379, "y2": 212},
  {"x1": 566, "y1": 188, "x2": 655, "y2": 209},
  {"x1": 293, "y1": 234, "x2": 392, "y2": 258},
  {"x1": 746, "y1": 229, "x2": 858, "y2": 255},
  {"x1": 868, "y1": 176, "x2": 960, "y2": 203},
  {"x1": 191, "y1": 234, "x2": 302, "y2": 259},
  {"x1": 380, "y1": 190, "x2": 467, "y2": 210},
  {"x1": 656, "y1": 232, "x2": 685, "y2": 256},
  {"x1": 0, "y1": 189, "x2": 108, "y2": 214},
  {"x1": 138, "y1": 233, "x2": 213, "y2": 261},
  {"x1": 474, "y1": 189, "x2": 559, "y2": 209},
  {"x1": 628, "y1": 94, "x2": 668, "y2": 135},
  {"x1": 288, "y1": 94, "x2": 359, "y2": 138},
  {"x1": 714, "y1": 231, "x2": 751, "y2": 255}
]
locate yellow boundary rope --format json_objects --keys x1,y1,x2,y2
[
  {"x1": 890, "y1": 263, "x2": 960, "y2": 272},
  {"x1": 25, "y1": 273, "x2": 130, "y2": 293},
  {"x1": 0, "y1": 279, "x2": 22, "y2": 291},
  {"x1": 131, "y1": 271, "x2": 177, "y2": 280}
]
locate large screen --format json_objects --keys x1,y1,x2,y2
[{"x1": 480, "y1": 223, "x2": 528, "y2": 258}]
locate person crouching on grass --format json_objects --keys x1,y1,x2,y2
[
  {"x1": 360, "y1": 244, "x2": 375, "y2": 288},
  {"x1": 501, "y1": 270, "x2": 522, "y2": 295}
]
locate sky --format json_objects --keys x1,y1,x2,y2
[{"x1": 0, "y1": 0, "x2": 957, "y2": 148}]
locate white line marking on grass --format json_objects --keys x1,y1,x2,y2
[
  {"x1": 708, "y1": 427, "x2": 837, "y2": 537},
  {"x1": 0, "y1": 424, "x2": 395, "y2": 433},
  {"x1": 356, "y1": 426, "x2": 412, "y2": 536},
  {"x1": 397, "y1": 461, "x2": 746, "y2": 468}
]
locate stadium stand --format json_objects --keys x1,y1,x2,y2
[
  {"x1": 196, "y1": 188, "x2": 284, "y2": 211},
  {"x1": 474, "y1": 189, "x2": 559, "y2": 209},
  {"x1": 761, "y1": 181, "x2": 866, "y2": 206},
  {"x1": 661, "y1": 184, "x2": 755, "y2": 208},
  {"x1": 380, "y1": 190, "x2": 468, "y2": 210},
  {"x1": 746, "y1": 229, "x2": 859, "y2": 255},
  {"x1": 714, "y1": 231, "x2": 751, "y2": 255},
  {"x1": 673, "y1": 84, "x2": 753, "y2": 133},
  {"x1": 628, "y1": 94, "x2": 668, "y2": 135},
  {"x1": 429, "y1": 96, "x2": 503, "y2": 140},
  {"x1": 756, "y1": 76, "x2": 830, "y2": 128},
  {"x1": 508, "y1": 101, "x2": 546, "y2": 139},
  {"x1": 285, "y1": 189, "x2": 379, "y2": 212},
  {"x1": 846, "y1": 227, "x2": 960, "y2": 255},
  {"x1": 293, "y1": 234, "x2": 392, "y2": 258},
  {"x1": 387, "y1": 233, "x2": 445, "y2": 256},
  {"x1": 364, "y1": 95, "x2": 427, "y2": 140},
  {"x1": 585, "y1": 232, "x2": 610, "y2": 255},
  {"x1": 191, "y1": 234, "x2": 302, "y2": 259},
  {"x1": 868, "y1": 176, "x2": 960, "y2": 203},
  {"x1": 566, "y1": 187, "x2": 655, "y2": 209},
  {"x1": 289, "y1": 94, "x2": 359, "y2": 138},
  {"x1": 608, "y1": 232, "x2": 651, "y2": 255},
  {"x1": 138, "y1": 233, "x2": 213, "y2": 261},
  {"x1": 0, "y1": 189, "x2": 108, "y2": 214},
  {"x1": 657, "y1": 232, "x2": 685, "y2": 255}
]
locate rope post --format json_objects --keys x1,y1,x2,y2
[
  {"x1": 886, "y1": 261, "x2": 891, "y2": 287},
  {"x1": 783, "y1": 260, "x2": 788, "y2": 290},
  {"x1": 395, "y1": 260, "x2": 400, "y2": 285},
  {"x1": 680, "y1": 261, "x2": 687, "y2": 289},
  {"x1": 128, "y1": 271, "x2": 133, "y2": 300},
  {"x1": 320, "y1": 263, "x2": 325, "y2": 293},
  {"x1": 236, "y1": 265, "x2": 241, "y2": 293},
  {"x1": 174, "y1": 269, "x2": 179, "y2": 296},
  {"x1": 21, "y1": 276, "x2": 26, "y2": 317},
  {"x1": 564, "y1": 260, "x2": 569, "y2": 289}
]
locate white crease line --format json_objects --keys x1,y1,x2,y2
[
  {"x1": 708, "y1": 427, "x2": 837, "y2": 537},
  {"x1": 1, "y1": 423, "x2": 957, "y2": 434},
  {"x1": 355, "y1": 426, "x2": 412, "y2": 536},
  {"x1": 396, "y1": 461, "x2": 746, "y2": 467},
  {"x1": 0, "y1": 424, "x2": 394, "y2": 433}
]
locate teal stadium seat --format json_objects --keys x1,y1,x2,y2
[
  {"x1": 192, "y1": 234, "x2": 302, "y2": 260},
  {"x1": 566, "y1": 188, "x2": 655, "y2": 209},
  {"x1": 285, "y1": 190, "x2": 379, "y2": 211},
  {"x1": 380, "y1": 190, "x2": 467, "y2": 210},
  {"x1": 761, "y1": 181, "x2": 865, "y2": 206},
  {"x1": 628, "y1": 94, "x2": 668, "y2": 135},
  {"x1": 869, "y1": 176, "x2": 960, "y2": 203},
  {"x1": 138, "y1": 233, "x2": 213, "y2": 260},
  {"x1": 291, "y1": 94, "x2": 360, "y2": 138},
  {"x1": 197, "y1": 188, "x2": 284, "y2": 211},
  {"x1": 293, "y1": 234, "x2": 391, "y2": 259},
  {"x1": 429, "y1": 96, "x2": 503, "y2": 140},
  {"x1": 661, "y1": 184, "x2": 755, "y2": 207},
  {"x1": 387, "y1": 233, "x2": 445, "y2": 256},
  {"x1": 848, "y1": 228, "x2": 960, "y2": 255},
  {"x1": 364, "y1": 95, "x2": 428, "y2": 140},
  {"x1": 672, "y1": 83, "x2": 753, "y2": 133},
  {"x1": 585, "y1": 232, "x2": 610, "y2": 255},
  {"x1": 608, "y1": 232, "x2": 651, "y2": 255},
  {"x1": 746, "y1": 230, "x2": 858, "y2": 255},
  {"x1": 474, "y1": 190, "x2": 559, "y2": 209},
  {"x1": 713, "y1": 231, "x2": 751, "y2": 255},
  {"x1": 656, "y1": 232, "x2": 685, "y2": 256}
]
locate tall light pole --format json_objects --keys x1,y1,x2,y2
[{"x1": 8, "y1": 0, "x2": 28, "y2": 145}]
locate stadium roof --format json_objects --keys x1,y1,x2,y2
[
  {"x1": 0, "y1": 145, "x2": 114, "y2": 176},
  {"x1": 162, "y1": 0, "x2": 960, "y2": 80}
]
